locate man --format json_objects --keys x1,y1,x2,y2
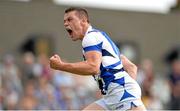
[{"x1": 50, "y1": 7, "x2": 146, "y2": 110}]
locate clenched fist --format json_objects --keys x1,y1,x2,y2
[{"x1": 50, "y1": 54, "x2": 63, "y2": 70}]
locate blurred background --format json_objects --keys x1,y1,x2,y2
[{"x1": 0, "y1": 0, "x2": 180, "y2": 110}]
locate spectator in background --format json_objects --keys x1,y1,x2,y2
[
  {"x1": 137, "y1": 59, "x2": 163, "y2": 110},
  {"x1": 1, "y1": 54, "x2": 22, "y2": 110},
  {"x1": 0, "y1": 50, "x2": 99, "y2": 110},
  {"x1": 165, "y1": 46, "x2": 180, "y2": 110},
  {"x1": 137, "y1": 59, "x2": 154, "y2": 106},
  {"x1": 72, "y1": 74, "x2": 98, "y2": 109},
  {"x1": 37, "y1": 53, "x2": 53, "y2": 80},
  {"x1": 20, "y1": 52, "x2": 37, "y2": 83},
  {"x1": 53, "y1": 70, "x2": 77, "y2": 110},
  {"x1": 35, "y1": 76, "x2": 58, "y2": 110},
  {"x1": 18, "y1": 80, "x2": 38, "y2": 110},
  {"x1": 1, "y1": 54, "x2": 22, "y2": 94}
]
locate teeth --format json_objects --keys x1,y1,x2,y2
[{"x1": 66, "y1": 28, "x2": 70, "y2": 31}]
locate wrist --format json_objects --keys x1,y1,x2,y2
[{"x1": 58, "y1": 61, "x2": 65, "y2": 70}]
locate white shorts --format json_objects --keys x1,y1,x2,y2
[{"x1": 95, "y1": 72, "x2": 144, "y2": 110}]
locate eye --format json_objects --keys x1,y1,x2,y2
[{"x1": 67, "y1": 18, "x2": 73, "y2": 22}]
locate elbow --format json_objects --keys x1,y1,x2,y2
[
  {"x1": 90, "y1": 67, "x2": 100, "y2": 75},
  {"x1": 85, "y1": 60, "x2": 101, "y2": 75}
]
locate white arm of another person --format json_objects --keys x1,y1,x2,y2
[{"x1": 120, "y1": 55, "x2": 137, "y2": 80}]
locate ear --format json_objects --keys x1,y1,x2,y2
[
  {"x1": 82, "y1": 18, "x2": 86, "y2": 23},
  {"x1": 80, "y1": 19, "x2": 86, "y2": 27},
  {"x1": 81, "y1": 16, "x2": 88, "y2": 23}
]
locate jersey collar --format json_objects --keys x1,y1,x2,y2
[{"x1": 85, "y1": 25, "x2": 93, "y2": 36}]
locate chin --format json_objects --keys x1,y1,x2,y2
[
  {"x1": 72, "y1": 38, "x2": 78, "y2": 41},
  {"x1": 71, "y1": 37, "x2": 77, "y2": 41},
  {"x1": 72, "y1": 39, "x2": 76, "y2": 41},
  {"x1": 71, "y1": 36, "x2": 80, "y2": 41}
]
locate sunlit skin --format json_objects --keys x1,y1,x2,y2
[{"x1": 64, "y1": 11, "x2": 89, "y2": 41}]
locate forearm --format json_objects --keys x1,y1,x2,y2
[
  {"x1": 120, "y1": 55, "x2": 137, "y2": 79},
  {"x1": 50, "y1": 52, "x2": 101, "y2": 76},
  {"x1": 124, "y1": 64, "x2": 137, "y2": 79},
  {"x1": 58, "y1": 61, "x2": 99, "y2": 76}
]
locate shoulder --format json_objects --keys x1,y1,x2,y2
[{"x1": 82, "y1": 30, "x2": 104, "y2": 47}]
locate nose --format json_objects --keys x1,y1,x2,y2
[{"x1": 64, "y1": 20, "x2": 68, "y2": 27}]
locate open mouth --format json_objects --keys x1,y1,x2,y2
[{"x1": 66, "y1": 28, "x2": 73, "y2": 36}]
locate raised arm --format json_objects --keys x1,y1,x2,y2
[
  {"x1": 50, "y1": 51, "x2": 101, "y2": 76},
  {"x1": 120, "y1": 55, "x2": 137, "y2": 80}
]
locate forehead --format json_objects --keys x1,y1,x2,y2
[{"x1": 64, "y1": 11, "x2": 78, "y2": 19}]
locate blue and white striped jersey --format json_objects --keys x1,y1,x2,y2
[
  {"x1": 82, "y1": 26, "x2": 124, "y2": 93},
  {"x1": 81, "y1": 26, "x2": 144, "y2": 110}
]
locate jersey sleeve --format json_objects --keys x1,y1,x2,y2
[{"x1": 82, "y1": 32, "x2": 103, "y2": 53}]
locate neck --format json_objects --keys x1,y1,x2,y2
[{"x1": 79, "y1": 23, "x2": 90, "y2": 40}]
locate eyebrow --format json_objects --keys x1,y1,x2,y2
[{"x1": 64, "y1": 16, "x2": 69, "y2": 22}]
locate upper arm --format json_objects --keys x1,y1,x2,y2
[
  {"x1": 84, "y1": 51, "x2": 102, "y2": 73},
  {"x1": 82, "y1": 32, "x2": 103, "y2": 73}
]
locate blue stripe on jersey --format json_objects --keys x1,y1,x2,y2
[
  {"x1": 101, "y1": 31, "x2": 120, "y2": 58},
  {"x1": 83, "y1": 42, "x2": 103, "y2": 52},
  {"x1": 91, "y1": 28, "x2": 120, "y2": 59},
  {"x1": 102, "y1": 49, "x2": 115, "y2": 58},
  {"x1": 87, "y1": 28, "x2": 124, "y2": 94},
  {"x1": 100, "y1": 64, "x2": 125, "y2": 90},
  {"x1": 105, "y1": 61, "x2": 121, "y2": 69}
]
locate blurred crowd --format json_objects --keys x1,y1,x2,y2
[
  {"x1": 136, "y1": 46, "x2": 180, "y2": 110},
  {"x1": 0, "y1": 52, "x2": 99, "y2": 110},
  {"x1": 0, "y1": 46, "x2": 179, "y2": 110}
]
